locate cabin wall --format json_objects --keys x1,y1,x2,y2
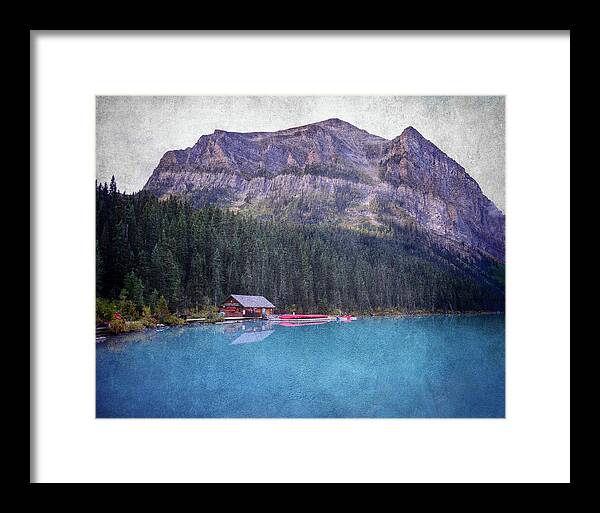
[
  {"x1": 219, "y1": 297, "x2": 275, "y2": 317},
  {"x1": 218, "y1": 306, "x2": 275, "y2": 317},
  {"x1": 219, "y1": 297, "x2": 244, "y2": 317}
]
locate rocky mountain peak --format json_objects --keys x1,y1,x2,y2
[
  {"x1": 314, "y1": 118, "x2": 359, "y2": 129},
  {"x1": 400, "y1": 125, "x2": 421, "y2": 138},
  {"x1": 143, "y1": 119, "x2": 505, "y2": 262}
]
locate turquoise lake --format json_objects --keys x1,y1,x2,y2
[{"x1": 96, "y1": 314, "x2": 505, "y2": 418}]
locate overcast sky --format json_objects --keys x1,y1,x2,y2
[{"x1": 96, "y1": 96, "x2": 505, "y2": 211}]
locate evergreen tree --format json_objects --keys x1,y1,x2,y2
[
  {"x1": 211, "y1": 245, "x2": 223, "y2": 306},
  {"x1": 150, "y1": 240, "x2": 181, "y2": 309},
  {"x1": 154, "y1": 295, "x2": 170, "y2": 323},
  {"x1": 109, "y1": 175, "x2": 118, "y2": 196},
  {"x1": 122, "y1": 271, "x2": 144, "y2": 311},
  {"x1": 187, "y1": 252, "x2": 206, "y2": 311},
  {"x1": 96, "y1": 241, "x2": 104, "y2": 295}
]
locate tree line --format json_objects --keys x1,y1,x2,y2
[{"x1": 96, "y1": 177, "x2": 504, "y2": 318}]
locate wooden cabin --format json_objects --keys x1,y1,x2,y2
[{"x1": 219, "y1": 294, "x2": 276, "y2": 318}]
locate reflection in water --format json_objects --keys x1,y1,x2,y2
[
  {"x1": 218, "y1": 320, "x2": 276, "y2": 345},
  {"x1": 231, "y1": 330, "x2": 274, "y2": 345},
  {"x1": 102, "y1": 328, "x2": 162, "y2": 352},
  {"x1": 279, "y1": 321, "x2": 328, "y2": 327}
]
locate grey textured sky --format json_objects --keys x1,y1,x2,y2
[{"x1": 96, "y1": 96, "x2": 505, "y2": 211}]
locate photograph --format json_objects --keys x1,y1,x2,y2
[
  {"x1": 95, "y1": 95, "x2": 506, "y2": 419},
  {"x1": 32, "y1": 30, "x2": 570, "y2": 484}
]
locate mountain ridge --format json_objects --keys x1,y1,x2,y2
[{"x1": 143, "y1": 119, "x2": 504, "y2": 263}]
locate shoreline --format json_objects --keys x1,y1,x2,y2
[
  {"x1": 96, "y1": 310, "x2": 504, "y2": 341},
  {"x1": 367, "y1": 310, "x2": 504, "y2": 318}
]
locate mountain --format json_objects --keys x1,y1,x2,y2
[{"x1": 143, "y1": 118, "x2": 504, "y2": 263}]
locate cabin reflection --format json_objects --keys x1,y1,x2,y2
[
  {"x1": 231, "y1": 329, "x2": 275, "y2": 345},
  {"x1": 221, "y1": 321, "x2": 276, "y2": 345}
]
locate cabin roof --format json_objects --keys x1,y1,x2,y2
[{"x1": 227, "y1": 294, "x2": 276, "y2": 308}]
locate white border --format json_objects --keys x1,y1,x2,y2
[{"x1": 32, "y1": 32, "x2": 570, "y2": 483}]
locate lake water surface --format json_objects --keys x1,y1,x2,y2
[{"x1": 96, "y1": 314, "x2": 504, "y2": 418}]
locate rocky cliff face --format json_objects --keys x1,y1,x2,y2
[{"x1": 143, "y1": 119, "x2": 504, "y2": 262}]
